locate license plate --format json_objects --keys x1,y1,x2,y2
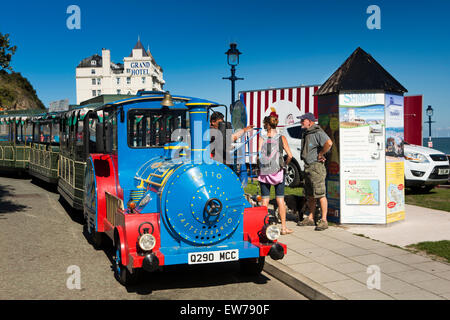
[
  {"x1": 438, "y1": 168, "x2": 450, "y2": 175},
  {"x1": 188, "y1": 249, "x2": 239, "y2": 265}
]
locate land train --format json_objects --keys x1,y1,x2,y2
[{"x1": 0, "y1": 91, "x2": 286, "y2": 286}]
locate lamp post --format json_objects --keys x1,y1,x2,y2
[
  {"x1": 425, "y1": 105, "x2": 434, "y2": 148},
  {"x1": 223, "y1": 43, "x2": 244, "y2": 106}
]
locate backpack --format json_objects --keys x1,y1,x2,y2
[{"x1": 259, "y1": 133, "x2": 285, "y2": 175}]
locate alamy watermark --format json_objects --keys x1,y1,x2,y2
[
  {"x1": 66, "y1": 265, "x2": 81, "y2": 290},
  {"x1": 66, "y1": 5, "x2": 81, "y2": 30},
  {"x1": 366, "y1": 265, "x2": 381, "y2": 290},
  {"x1": 366, "y1": 5, "x2": 381, "y2": 30}
]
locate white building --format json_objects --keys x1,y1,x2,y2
[{"x1": 75, "y1": 38, "x2": 165, "y2": 104}]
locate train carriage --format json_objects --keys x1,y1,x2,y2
[
  {"x1": 0, "y1": 110, "x2": 42, "y2": 172},
  {"x1": 57, "y1": 104, "x2": 100, "y2": 209},
  {"x1": 81, "y1": 91, "x2": 286, "y2": 285},
  {"x1": 28, "y1": 112, "x2": 63, "y2": 183}
]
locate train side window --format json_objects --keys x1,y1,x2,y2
[
  {"x1": 76, "y1": 118, "x2": 84, "y2": 146},
  {"x1": 25, "y1": 122, "x2": 33, "y2": 143},
  {"x1": 33, "y1": 122, "x2": 39, "y2": 143},
  {"x1": 51, "y1": 121, "x2": 60, "y2": 144},
  {"x1": 103, "y1": 107, "x2": 118, "y2": 153},
  {"x1": 128, "y1": 110, "x2": 188, "y2": 148},
  {"x1": 10, "y1": 122, "x2": 15, "y2": 143},
  {"x1": 40, "y1": 122, "x2": 51, "y2": 143},
  {"x1": 0, "y1": 122, "x2": 8, "y2": 142},
  {"x1": 88, "y1": 114, "x2": 98, "y2": 153},
  {"x1": 15, "y1": 122, "x2": 24, "y2": 144},
  {"x1": 64, "y1": 117, "x2": 71, "y2": 151}
]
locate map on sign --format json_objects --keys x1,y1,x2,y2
[
  {"x1": 387, "y1": 183, "x2": 404, "y2": 211},
  {"x1": 345, "y1": 179, "x2": 379, "y2": 205}
]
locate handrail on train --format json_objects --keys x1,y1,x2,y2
[{"x1": 136, "y1": 90, "x2": 166, "y2": 96}]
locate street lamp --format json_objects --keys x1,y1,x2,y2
[
  {"x1": 223, "y1": 43, "x2": 244, "y2": 106},
  {"x1": 425, "y1": 105, "x2": 435, "y2": 147}
]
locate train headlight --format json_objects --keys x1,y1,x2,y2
[
  {"x1": 138, "y1": 233, "x2": 156, "y2": 251},
  {"x1": 266, "y1": 224, "x2": 281, "y2": 241}
]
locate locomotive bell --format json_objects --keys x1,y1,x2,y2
[{"x1": 160, "y1": 91, "x2": 174, "y2": 107}]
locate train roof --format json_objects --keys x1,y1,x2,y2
[
  {"x1": 98, "y1": 92, "x2": 220, "y2": 111},
  {"x1": 0, "y1": 93, "x2": 221, "y2": 123},
  {"x1": 0, "y1": 109, "x2": 45, "y2": 122}
]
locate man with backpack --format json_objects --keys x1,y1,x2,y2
[{"x1": 297, "y1": 113, "x2": 333, "y2": 231}]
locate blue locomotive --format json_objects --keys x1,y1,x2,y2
[{"x1": 1, "y1": 91, "x2": 287, "y2": 286}]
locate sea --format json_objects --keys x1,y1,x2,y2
[{"x1": 422, "y1": 137, "x2": 450, "y2": 155}]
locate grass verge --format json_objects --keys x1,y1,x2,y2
[
  {"x1": 243, "y1": 180, "x2": 303, "y2": 198},
  {"x1": 406, "y1": 240, "x2": 450, "y2": 263},
  {"x1": 405, "y1": 187, "x2": 450, "y2": 212}
]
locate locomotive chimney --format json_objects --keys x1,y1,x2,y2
[{"x1": 186, "y1": 103, "x2": 210, "y2": 164}]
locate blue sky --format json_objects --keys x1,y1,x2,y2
[{"x1": 1, "y1": 0, "x2": 449, "y2": 136}]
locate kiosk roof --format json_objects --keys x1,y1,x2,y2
[{"x1": 315, "y1": 47, "x2": 407, "y2": 96}]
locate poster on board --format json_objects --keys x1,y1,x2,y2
[
  {"x1": 385, "y1": 93, "x2": 405, "y2": 223},
  {"x1": 338, "y1": 93, "x2": 386, "y2": 224}
]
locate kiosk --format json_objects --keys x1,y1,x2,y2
[{"x1": 315, "y1": 47, "x2": 407, "y2": 224}]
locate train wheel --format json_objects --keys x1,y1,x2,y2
[
  {"x1": 239, "y1": 257, "x2": 265, "y2": 276},
  {"x1": 114, "y1": 239, "x2": 141, "y2": 286}
]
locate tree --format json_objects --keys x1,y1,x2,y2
[{"x1": 0, "y1": 32, "x2": 17, "y2": 71}]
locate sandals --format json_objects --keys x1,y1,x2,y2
[{"x1": 281, "y1": 228, "x2": 294, "y2": 235}]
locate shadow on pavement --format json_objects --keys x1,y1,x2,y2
[
  {"x1": 125, "y1": 262, "x2": 270, "y2": 296},
  {"x1": 81, "y1": 231, "x2": 270, "y2": 296},
  {"x1": 29, "y1": 176, "x2": 58, "y2": 194},
  {"x1": 58, "y1": 196, "x2": 85, "y2": 225},
  {"x1": 0, "y1": 183, "x2": 29, "y2": 217}
]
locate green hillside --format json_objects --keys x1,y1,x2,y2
[{"x1": 0, "y1": 70, "x2": 45, "y2": 110}]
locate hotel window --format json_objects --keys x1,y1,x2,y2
[
  {"x1": 92, "y1": 78, "x2": 96, "y2": 85},
  {"x1": 126, "y1": 69, "x2": 130, "y2": 73},
  {"x1": 91, "y1": 69, "x2": 96, "y2": 74},
  {"x1": 97, "y1": 78, "x2": 101, "y2": 85},
  {"x1": 117, "y1": 89, "x2": 121, "y2": 94},
  {"x1": 127, "y1": 77, "x2": 131, "y2": 84},
  {"x1": 142, "y1": 77, "x2": 146, "y2": 84},
  {"x1": 91, "y1": 60, "x2": 97, "y2": 66},
  {"x1": 97, "y1": 90, "x2": 101, "y2": 96},
  {"x1": 92, "y1": 90, "x2": 96, "y2": 97},
  {"x1": 116, "y1": 77, "x2": 120, "y2": 85}
]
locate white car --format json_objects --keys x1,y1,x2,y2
[
  {"x1": 404, "y1": 143, "x2": 450, "y2": 192},
  {"x1": 279, "y1": 122, "x2": 305, "y2": 187}
]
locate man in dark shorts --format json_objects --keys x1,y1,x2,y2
[{"x1": 297, "y1": 113, "x2": 333, "y2": 231}]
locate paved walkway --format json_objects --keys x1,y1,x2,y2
[
  {"x1": 343, "y1": 204, "x2": 450, "y2": 247},
  {"x1": 264, "y1": 216, "x2": 450, "y2": 300}
]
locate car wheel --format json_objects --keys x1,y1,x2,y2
[{"x1": 285, "y1": 162, "x2": 301, "y2": 187}]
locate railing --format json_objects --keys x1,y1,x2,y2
[
  {"x1": 58, "y1": 154, "x2": 86, "y2": 191},
  {"x1": 0, "y1": 145, "x2": 15, "y2": 161},
  {"x1": 29, "y1": 146, "x2": 58, "y2": 171}
]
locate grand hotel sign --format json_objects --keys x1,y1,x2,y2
[{"x1": 130, "y1": 62, "x2": 151, "y2": 75}]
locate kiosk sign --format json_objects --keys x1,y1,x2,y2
[{"x1": 338, "y1": 92, "x2": 386, "y2": 224}]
